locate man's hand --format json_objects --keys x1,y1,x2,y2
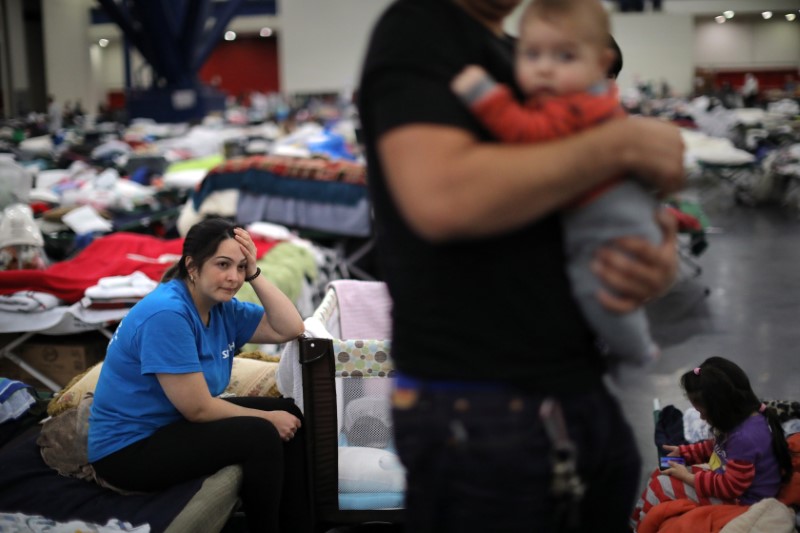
[
  {"x1": 620, "y1": 117, "x2": 686, "y2": 197},
  {"x1": 593, "y1": 209, "x2": 679, "y2": 313}
]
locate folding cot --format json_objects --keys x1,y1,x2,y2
[{"x1": 0, "y1": 302, "x2": 125, "y2": 392}]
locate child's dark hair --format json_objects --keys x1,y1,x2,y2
[
  {"x1": 681, "y1": 356, "x2": 792, "y2": 482},
  {"x1": 161, "y1": 217, "x2": 240, "y2": 282}
]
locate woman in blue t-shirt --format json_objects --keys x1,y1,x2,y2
[{"x1": 89, "y1": 217, "x2": 309, "y2": 533}]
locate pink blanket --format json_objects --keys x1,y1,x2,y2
[{"x1": 329, "y1": 280, "x2": 392, "y2": 340}]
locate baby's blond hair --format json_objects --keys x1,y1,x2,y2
[{"x1": 522, "y1": 0, "x2": 611, "y2": 49}]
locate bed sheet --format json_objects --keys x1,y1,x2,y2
[{"x1": 0, "y1": 428, "x2": 217, "y2": 533}]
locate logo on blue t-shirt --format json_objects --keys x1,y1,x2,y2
[{"x1": 221, "y1": 342, "x2": 235, "y2": 359}]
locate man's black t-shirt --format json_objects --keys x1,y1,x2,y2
[{"x1": 357, "y1": 0, "x2": 604, "y2": 393}]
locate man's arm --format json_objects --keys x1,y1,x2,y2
[
  {"x1": 378, "y1": 117, "x2": 683, "y2": 309},
  {"x1": 378, "y1": 117, "x2": 684, "y2": 242}
]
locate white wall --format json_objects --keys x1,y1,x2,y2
[
  {"x1": 279, "y1": 0, "x2": 393, "y2": 95},
  {"x1": 279, "y1": 1, "x2": 697, "y2": 96},
  {"x1": 53, "y1": 14, "x2": 281, "y2": 109},
  {"x1": 612, "y1": 13, "x2": 696, "y2": 95},
  {"x1": 508, "y1": 6, "x2": 696, "y2": 97},
  {"x1": 507, "y1": 4, "x2": 698, "y2": 97},
  {"x1": 695, "y1": 18, "x2": 800, "y2": 69},
  {"x1": 6, "y1": 0, "x2": 28, "y2": 94},
  {"x1": 42, "y1": 0, "x2": 95, "y2": 112},
  {"x1": 661, "y1": 0, "x2": 800, "y2": 15},
  {"x1": 39, "y1": 1, "x2": 799, "y2": 108},
  {"x1": 87, "y1": 37, "x2": 151, "y2": 99}
]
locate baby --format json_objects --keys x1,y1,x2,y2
[{"x1": 452, "y1": 0, "x2": 661, "y2": 368}]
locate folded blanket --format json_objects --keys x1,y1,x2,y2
[
  {"x1": 329, "y1": 280, "x2": 392, "y2": 340},
  {"x1": 85, "y1": 271, "x2": 158, "y2": 299},
  {"x1": 0, "y1": 378, "x2": 36, "y2": 423},
  {"x1": 0, "y1": 290, "x2": 60, "y2": 312}
]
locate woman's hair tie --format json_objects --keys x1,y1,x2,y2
[
  {"x1": 693, "y1": 367, "x2": 701, "y2": 375},
  {"x1": 759, "y1": 403, "x2": 767, "y2": 413}
]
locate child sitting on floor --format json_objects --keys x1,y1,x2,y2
[{"x1": 630, "y1": 356, "x2": 792, "y2": 530}]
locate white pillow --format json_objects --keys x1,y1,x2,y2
[{"x1": 338, "y1": 447, "x2": 406, "y2": 494}]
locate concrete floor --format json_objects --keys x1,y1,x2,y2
[{"x1": 613, "y1": 185, "x2": 800, "y2": 492}]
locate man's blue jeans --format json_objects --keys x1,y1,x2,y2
[{"x1": 392, "y1": 379, "x2": 640, "y2": 532}]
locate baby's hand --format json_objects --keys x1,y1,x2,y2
[{"x1": 451, "y1": 65, "x2": 490, "y2": 96}]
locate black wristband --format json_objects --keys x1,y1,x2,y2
[{"x1": 244, "y1": 267, "x2": 261, "y2": 282}]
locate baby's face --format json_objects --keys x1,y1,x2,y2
[{"x1": 515, "y1": 17, "x2": 610, "y2": 99}]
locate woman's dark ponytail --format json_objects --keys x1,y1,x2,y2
[
  {"x1": 762, "y1": 405, "x2": 793, "y2": 483},
  {"x1": 161, "y1": 262, "x2": 181, "y2": 282}
]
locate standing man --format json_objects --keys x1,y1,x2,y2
[
  {"x1": 46, "y1": 95, "x2": 62, "y2": 138},
  {"x1": 357, "y1": 1, "x2": 685, "y2": 532}
]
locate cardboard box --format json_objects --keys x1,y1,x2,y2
[
  {"x1": 1, "y1": 332, "x2": 108, "y2": 389},
  {"x1": 0, "y1": 356, "x2": 50, "y2": 391}
]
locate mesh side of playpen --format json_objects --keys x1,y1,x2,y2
[
  {"x1": 332, "y1": 339, "x2": 405, "y2": 510},
  {"x1": 299, "y1": 334, "x2": 405, "y2": 526}
]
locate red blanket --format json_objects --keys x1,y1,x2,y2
[
  {"x1": 0, "y1": 233, "x2": 276, "y2": 303},
  {"x1": 638, "y1": 499, "x2": 748, "y2": 533}
]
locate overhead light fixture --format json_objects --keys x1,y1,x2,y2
[
  {"x1": 259, "y1": 27, "x2": 273, "y2": 37},
  {"x1": 723, "y1": 10, "x2": 734, "y2": 19},
  {"x1": 715, "y1": 15, "x2": 726, "y2": 23},
  {"x1": 224, "y1": 31, "x2": 236, "y2": 41},
  {"x1": 98, "y1": 38, "x2": 109, "y2": 47},
  {"x1": 762, "y1": 11, "x2": 772, "y2": 19},
  {"x1": 787, "y1": 13, "x2": 797, "y2": 21}
]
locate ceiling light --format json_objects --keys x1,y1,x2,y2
[
  {"x1": 762, "y1": 11, "x2": 772, "y2": 19},
  {"x1": 259, "y1": 27, "x2": 273, "y2": 37},
  {"x1": 98, "y1": 38, "x2": 109, "y2": 47},
  {"x1": 715, "y1": 15, "x2": 726, "y2": 23},
  {"x1": 787, "y1": 14, "x2": 797, "y2": 21},
  {"x1": 723, "y1": 10, "x2": 734, "y2": 19}
]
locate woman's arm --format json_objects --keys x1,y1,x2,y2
[
  {"x1": 245, "y1": 274, "x2": 305, "y2": 344},
  {"x1": 233, "y1": 227, "x2": 304, "y2": 344},
  {"x1": 157, "y1": 372, "x2": 300, "y2": 439}
]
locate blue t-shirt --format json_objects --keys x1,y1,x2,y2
[{"x1": 88, "y1": 279, "x2": 263, "y2": 462}]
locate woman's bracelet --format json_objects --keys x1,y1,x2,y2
[{"x1": 244, "y1": 267, "x2": 261, "y2": 282}]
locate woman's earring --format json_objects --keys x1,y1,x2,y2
[{"x1": 190, "y1": 275, "x2": 195, "y2": 284}]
